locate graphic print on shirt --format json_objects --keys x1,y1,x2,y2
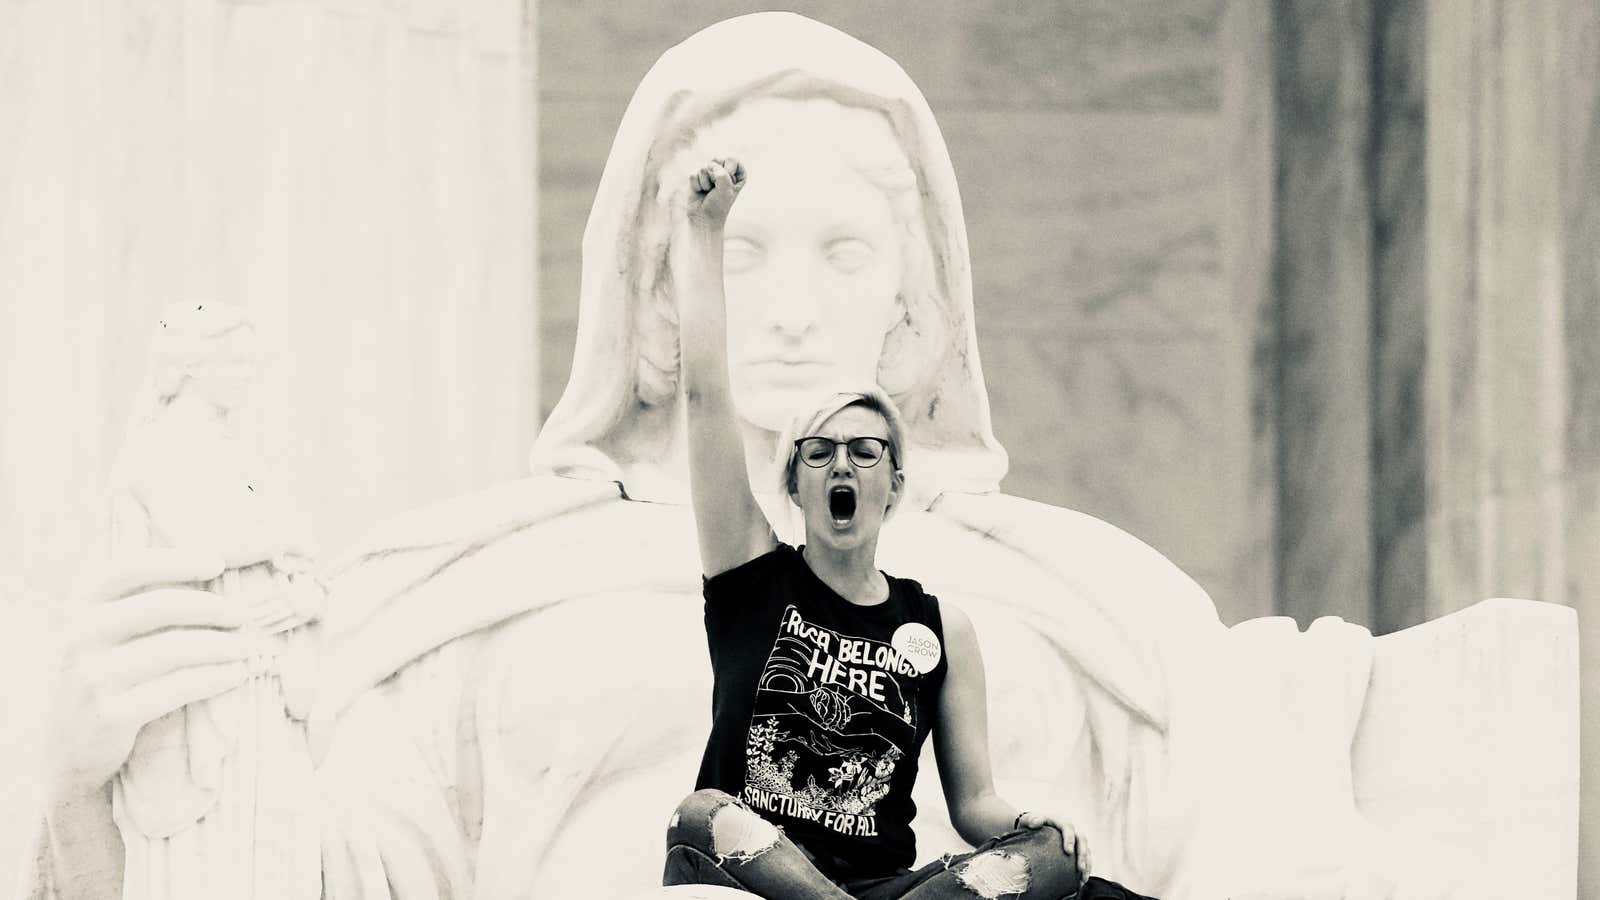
[{"x1": 742, "y1": 605, "x2": 923, "y2": 838}]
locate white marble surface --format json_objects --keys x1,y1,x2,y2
[{"x1": 1354, "y1": 598, "x2": 1579, "y2": 900}]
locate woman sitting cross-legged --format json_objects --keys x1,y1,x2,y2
[{"x1": 662, "y1": 156, "x2": 1161, "y2": 900}]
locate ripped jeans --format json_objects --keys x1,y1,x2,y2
[{"x1": 662, "y1": 789, "x2": 1159, "y2": 900}]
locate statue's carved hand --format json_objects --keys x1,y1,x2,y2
[
  {"x1": 49, "y1": 548, "x2": 254, "y2": 800},
  {"x1": 686, "y1": 157, "x2": 746, "y2": 228}
]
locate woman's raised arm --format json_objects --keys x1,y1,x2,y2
[{"x1": 678, "y1": 158, "x2": 779, "y2": 577}]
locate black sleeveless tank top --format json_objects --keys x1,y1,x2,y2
[{"x1": 695, "y1": 543, "x2": 949, "y2": 878}]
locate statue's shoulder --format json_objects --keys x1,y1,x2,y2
[
  {"x1": 331, "y1": 476, "x2": 623, "y2": 574},
  {"x1": 321, "y1": 476, "x2": 625, "y2": 644},
  {"x1": 932, "y1": 491, "x2": 1186, "y2": 570},
  {"x1": 312, "y1": 482, "x2": 692, "y2": 732},
  {"x1": 927, "y1": 490, "x2": 1221, "y2": 631}
]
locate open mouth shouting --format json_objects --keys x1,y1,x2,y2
[{"x1": 827, "y1": 485, "x2": 858, "y2": 528}]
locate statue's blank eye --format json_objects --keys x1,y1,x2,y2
[
  {"x1": 824, "y1": 238, "x2": 874, "y2": 273},
  {"x1": 723, "y1": 236, "x2": 763, "y2": 273}
]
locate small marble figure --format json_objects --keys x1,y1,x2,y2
[{"x1": 107, "y1": 303, "x2": 322, "y2": 900}]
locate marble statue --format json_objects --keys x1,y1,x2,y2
[
  {"x1": 305, "y1": 13, "x2": 1572, "y2": 900},
  {"x1": 106, "y1": 303, "x2": 323, "y2": 900},
  {"x1": 29, "y1": 12, "x2": 1574, "y2": 900}
]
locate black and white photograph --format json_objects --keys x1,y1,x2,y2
[{"x1": 1, "y1": 2, "x2": 1593, "y2": 898}]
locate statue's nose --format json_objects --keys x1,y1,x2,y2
[
  {"x1": 769, "y1": 298, "x2": 819, "y2": 336},
  {"x1": 764, "y1": 256, "x2": 821, "y2": 337}
]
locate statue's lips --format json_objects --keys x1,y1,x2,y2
[{"x1": 739, "y1": 358, "x2": 832, "y2": 386}]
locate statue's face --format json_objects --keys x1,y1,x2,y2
[
  {"x1": 714, "y1": 102, "x2": 906, "y2": 431},
  {"x1": 183, "y1": 328, "x2": 257, "y2": 412}
]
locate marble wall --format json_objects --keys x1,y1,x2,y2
[
  {"x1": 1369, "y1": 0, "x2": 1429, "y2": 637},
  {"x1": 1270, "y1": 0, "x2": 1378, "y2": 627},
  {"x1": 1262, "y1": 0, "x2": 1596, "y2": 628}
]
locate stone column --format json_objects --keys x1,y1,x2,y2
[
  {"x1": 1426, "y1": 0, "x2": 1564, "y2": 619},
  {"x1": 1271, "y1": 0, "x2": 1376, "y2": 626},
  {"x1": 1369, "y1": 0, "x2": 1429, "y2": 636},
  {"x1": 1564, "y1": 2, "x2": 1600, "y2": 890},
  {"x1": 1224, "y1": 0, "x2": 1279, "y2": 622},
  {"x1": 1424, "y1": 0, "x2": 1599, "y2": 893}
]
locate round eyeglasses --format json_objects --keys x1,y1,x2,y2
[{"x1": 794, "y1": 436, "x2": 891, "y2": 468}]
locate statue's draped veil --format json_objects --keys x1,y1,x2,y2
[{"x1": 529, "y1": 11, "x2": 1009, "y2": 502}]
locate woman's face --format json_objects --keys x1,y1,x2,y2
[
  {"x1": 712, "y1": 105, "x2": 906, "y2": 431},
  {"x1": 790, "y1": 403, "x2": 900, "y2": 550}
]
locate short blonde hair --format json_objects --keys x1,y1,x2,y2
[{"x1": 777, "y1": 387, "x2": 908, "y2": 501}]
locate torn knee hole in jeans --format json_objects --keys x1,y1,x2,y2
[
  {"x1": 710, "y1": 802, "x2": 780, "y2": 864},
  {"x1": 956, "y1": 849, "x2": 1031, "y2": 898}
]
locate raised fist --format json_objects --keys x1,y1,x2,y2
[{"x1": 685, "y1": 157, "x2": 746, "y2": 228}]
